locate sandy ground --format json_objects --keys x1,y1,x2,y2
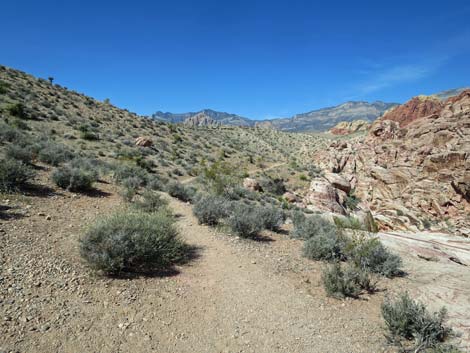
[{"x1": 1, "y1": 175, "x2": 468, "y2": 352}]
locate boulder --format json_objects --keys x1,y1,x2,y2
[
  {"x1": 282, "y1": 191, "x2": 299, "y2": 203},
  {"x1": 135, "y1": 137, "x2": 153, "y2": 147},
  {"x1": 304, "y1": 179, "x2": 345, "y2": 215},
  {"x1": 324, "y1": 172, "x2": 351, "y2": 194},
  {"x1": 243, "y1": 178, "x2": 262, "y2": 192}
]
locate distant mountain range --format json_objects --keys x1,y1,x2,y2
[{"x1": 151, "y1": 87, "x2": 469, "y2": 132}]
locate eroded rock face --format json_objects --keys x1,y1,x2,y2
[
  {"x1": 311, "y1": 90, "x2": 470, "y2": 234},
  {"x1": 378, "y1": 95, "x2": 443, "y2": 127},
  {"x1": 329, "y1": 120, "x2": 370, "y2": 135},
  {"x1": 183, "y1": 112, "x2": 220, "y2": 127},
  {"x1": 135, "y1": 137, "x2": 153, "y2": 147},
  {"x1": 305, "y1": 179, "x2": 346, "y2": 215}
]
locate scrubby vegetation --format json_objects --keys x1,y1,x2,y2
[
  {"x1": 322, "y1": 263, "x2": 375, "y2": 299},
  {"x1": 80, "y1": 210, "x2": 189, "y2": 275},
  {"x1": 0, "y1": 158, "x2": 35, "y2": 192},
  {"x1": 228, "y1": 204, "x2": 264, "y2": 238},
  {"x1": 193, "y1": 194, "x2": 229, "y2": 226},
  {"x1": 382, "y1": 293, "x2": 458, "y2": 352},
  {"x1": 52, "y1": 164, "x2": 97, "y2": 192}
]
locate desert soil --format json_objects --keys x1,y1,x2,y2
[{"x1": 1, "y1": 174, "x2": 468, "y2": 353}]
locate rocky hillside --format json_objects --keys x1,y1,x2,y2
[
  {"x1": 308, "y1": 90, "x2": 470, "y2": 235},
  {"x1": 255, "y1": 101, "x2": 397, "y2": 132},
  {"x1": 329, "y1": 120, "x2": 370, "y2": 135},
  {"x1": 152, "y1": 109, "x2": 254, "y2": 127}
]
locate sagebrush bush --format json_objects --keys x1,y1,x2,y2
[
  {"x1": 347, "y1": 235, "x2": 402, "y2": 278},
  {"x1": 193, "y1": 194, "x2": 229, "y2": 226},
  {"x1": 292, "y1": 214, "x2": 337, "y2": 240},
  {"x1": 5, "y1": 144, "x2": 34, "y2": 164},
  {"x1": 0, "y1": 158, "x2": 35, "y2": 192},
  {"x1": 80, "y1": 210, "x2": 188, "y2": 275},
  {"x1": 382, "y1": 293, "x2": 452, "y2": 350},
  {"x1": 113, "y1": 164, "x2": 148, "y2": 185},
  {"x1": 303, "y1": 230, "x2": 348, "y2": 261},
  {"x1": 37, "y1": 142, "x2": 76, "y2": 166},
  {"x1": 228, "y1": 204, "x2": 264, "y2": 238},
  {"x1": 52, "y1": 165, "x2": 96, "y2": 192},
  {"x1": 167, "y1": 181, "x2": 194, "y2": 202},
  {"x1": 257, "y1": 205, "x2": 285, "y2": 231},
  {"x1": 322, "y1": 263, "x2": 361, "y2": 299},
  {"x1": 0, "y1": 122, "x2": 22, "y2": 142},
  {"x1": 131, "y1": 190, "x2": 168, "y2": 213}
]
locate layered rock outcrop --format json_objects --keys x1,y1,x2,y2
[
  {"x1": 183, "y1": 112, "x2": 220, "y2": 127},
  {"x1": 329, "y1": 120, "x2": 370, "y2": 135},
  {"x1": 310, "y1": 90, "x2": 470, "y2": 235}
]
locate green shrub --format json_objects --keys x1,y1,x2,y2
[
  {"x1": 5, "y1": 144, "x2": 34, "y2": 164},
  {"x1": 347, "y1": 235, "x2": 402, "y2": 278},
  {"x1": 7, "y1": 103, "x2": 28, "y2": 119},
  {"x1": 292, "y1": 214, "x2": 337, "y2": 240},
  {"x1": 0, "y1": 158, "x2": 35, "y2": 192},
  {"x1": 303, "y1": 230, "x2": 348, "y2": 261},
  {"x1": 0, "y1": 122, "x2": 22, "y2": 142},
  {"x1": 259, "y1": 177, "x2": 286, "y2": 196},
  {"x1": 52, "y1": 165, "x2": 96, "y2": 192},
  {"x1": 37, "y1": 142, "x2": 76, "y2": 166},
  {"x1": 344, "y1": 194, "x2": 360, "y2": 210},
  {"x1": 228, "y1": 204, "x2": 264, "y2": 238},
  {"x1": 257, "y1": 205, "x2": 285, "y2": 231},
  {"x1": 80, "y1": 210, "x2": 188, "y2": 275},
  {"x1": 193, "y1": 194, "x2": 229, "y2": 226},
  {"x1": 80, "y1": 130, "x2": 100, "y2": 140},
  {"x1": 334, "y1": 216, "x2": 363, "y2": 230},
  {"x1": 147, "y1": 175, "x2": 165, "y2": 191},
  {"x1": 113, "y1": 164, "x2": 148, "y2": 185},
  {"x1": 322, "y1": 263, "x2": 361, "y2": 299},
  {"x1": 381, "y1": 293, "x2": 452, "y2": 350},
  {"x1": 131, "y1": 190, "x2": 168, "y2": 213},
  {"x1": 167, "y1": 181, "x2": 194, "y2": 202}
]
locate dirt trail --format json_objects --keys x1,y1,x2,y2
[{"x1": 1, "y1": 179, "x2": 390, "y2": 353}]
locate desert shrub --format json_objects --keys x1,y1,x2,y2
[
  {"x1": 68, "y1": 158, "x2": 101, "y2": 180},
  {"x1": 307, "y1": 164, "x2": 323, "y2": 178},
  {"x1": 199, "y1": 160, "x2": 238, "y2": 195},
  {"x1": 167, "y1": 181, "x2": 194, "y2": 202},
  {"x1": 292, "y1": 214, "x2": 337, "y2": 240},
  {"x1": 131, "y1": 190, "x2": 168, "y2": 213},
  {"x1": 193, "y1": 194, "x2": 229, "y2": 226},
  {"x1": 259, "y1": 176, "x2": 286, "y2": 196},
  {"x1": 7, "y1": 102, "x2": 28, "y2": 119},
  {"x1": 52, "y1": 165, "x2": 96, "y2": 192},
  {"x1": 113, "y1": 164, "x2": 148, "y2": 185},
  {"x1": 147, "y1": 175, "x2": 165, "y2": 191},
  {"x1": 257, "y1": 205, "x2": 285, "y2": 231},
  {"x1": 80, "y1": 130, "x2": 100, "y2": 140},
  {"x1": 347, "y1": 235, "x2": 402, "y2": 278},
  {"x1": 0, "y1": 122, "x2": 22, "y2": 142},
  {"x1": 37, "y1": 142, "x2": 76, "y2": 166},
  {"x1": 344, "y1": 193, "x2": 360, "y2": 210},
  {"x1": 80, "y1": 210, "x2": 188, "y2": 275},
  {"x1": 382, "y1": 293, "x2": 453, "y2": 350},
  {"x1": 334, "y1": 216, "x2": 363, "y2": 230},
  {"x1": 227, "y1": 204, "x2": 264, "y2": 238},
  {"x1": 119, "y1": 177, "x2": 141, "y2": 202},
  {"x1": 0, "y1": 158, "x2": 35, "y2": 192},
  {"x1": 5, "y1": 144, "x2": 34, "y2": 164},
  {"x1": 303, "y1": 230, "x2": 348, "y2": 261},
  {"x1": 322, "y1": 263, "x2": 361, "y2": 299}
]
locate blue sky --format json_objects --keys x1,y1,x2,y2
[{"x1": 1, "y1": 0, "x2": 470, "y2": 119}]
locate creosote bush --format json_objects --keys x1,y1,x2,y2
[
  {"x1": 37, "y1": 142, "x2": 76, "y2": 166},
  {"x1": 52, "y1": 165, "x2": 96, "y2": 192},
  {"x1": 193, "y1": 194, "x2": 229, "y2": 226},
  {"x1": 228, "y1": 204, "x2": 264, "y2": 238},
  {"x1": 80, "y1": 210, "x2": 189, "y2": 275},
  {"x1": 381, "y1": 293, "x2": 454, "y2": 351},
  {"x1": 5, "y1": 144, "x2": 34, "y2": 164},
  {"x1": 0, "y1": 158, "x2": 35, "y2": 192}
]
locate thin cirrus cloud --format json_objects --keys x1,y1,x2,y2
[{"x1": 356, "y1": 63, "x2": 436, "y2": 94}]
